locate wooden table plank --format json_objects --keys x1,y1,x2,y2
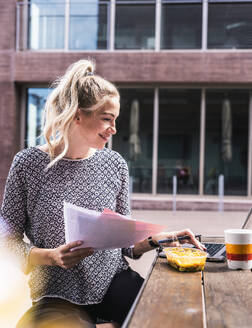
[
  {"x1": 203, "y1": 261, "x2": 252, "y2": 328},
  {"x1": 127, "y1": 257, "x2": 204, "y2": 328},
  {"x1": 125, "y1": 236, "x2": 252, "y2": 328}
]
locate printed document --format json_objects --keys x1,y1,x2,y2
[{"x1": 64, "y1": 202, "x2": 165, "y2": 250}]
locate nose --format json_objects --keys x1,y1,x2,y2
[{"x1": 109, "y1": 122, "x2": 117, "y2": 135}]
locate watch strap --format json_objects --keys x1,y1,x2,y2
[{"x1": 148, "y1": 236, "x2": 159, "y2": 248}]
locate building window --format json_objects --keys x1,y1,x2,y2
[
  {"x1": 115, "y1": 0, "x2": 156, "y2": 50},
  {"x1": 158, "y1": 89, "x2": 201, "y2": 194},
  {"x1": 25, "y1": 87, "x2": 250, "y2": 197},
  {"x1": 161, "y1": 0, "x2": 202, "y2": 49},
  {"x1": 208, "y1": 1, "x2": 252, "y2": 49},
  {"x1": 112, "y1": 89, "x2": 154, "y2": 193},
  {"x1": 69, "y1": 0, "x2": 109, "y2": 50},
  {"x1": 19, "y1": 0, "x2": 252, "y2": 51},
  {"x1": 28, "y1": 0, "x2": 65, "y2": 50},
  {"x1": 26, "y1": 88, "x2": 52, "y2": 147},
  {"x1": 205, "y1": 90, "x2": 249, "y2": 195}
]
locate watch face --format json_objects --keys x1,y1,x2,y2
[{"x1": 148, "y1": 237, "x2": 158, "y2": 248}]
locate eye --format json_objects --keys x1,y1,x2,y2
[{"x1": 103, "y1": 118, "x2": 111, "y2": 122}]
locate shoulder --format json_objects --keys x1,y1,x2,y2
[
  {"x1": 11, "y1": 147, "x2": 48, "y2": 172},
  {"x1": 97, "y1": 148, "x2": 128, "y2": 168}
]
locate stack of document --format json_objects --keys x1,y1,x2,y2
[{"x1": 64, "y1": 202, "x2": 165, "y2": 250}]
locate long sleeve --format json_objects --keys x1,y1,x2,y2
[
  {"x1": 115, "y1": 160, "x2": 131, "y2": 216},
  {"x1": 116, "y1": 160, "x2": 142, "y2": 260},
  {"x1": 0, "y1": 153, "x2": 34, "y2": 273}
]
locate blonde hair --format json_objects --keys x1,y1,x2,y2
[{"x1": 42, "y1": 59, "x2": 119, "y2": 168}]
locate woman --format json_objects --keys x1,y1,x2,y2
[{"x1": 0, "y1": 60, "x2": 205, "y2": 328}]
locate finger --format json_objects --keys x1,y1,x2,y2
[
  {"x1": 67, "y1": 247, "x2": 94, "y2": 258},
  {"x1": 61, "y1": 261, "x2": 78, "y2": 269},
  {"x1": 176, "y1": 229, "x2": 206, "y2": 251},
  {"x1": 65, "y1": 248, "x2": 94, "y2": 259},
  {"x1": 198, "y1": 242, "x2": 207, "y2": 251},
  {"x1": 67, "y1": 253, "x2": 93, "y2": 264},
  {"x1": 169, "y1": 241, "x2": 181, "y2": 247},
  {"x1": 187, "y1": 235, "x2": 206, "y2": 251},
  {"x1": 62, "y1": 250, "x2": 94, "y2": 267},
  {"x1": 62, "y1": 248, "x2": 94, "y2": 260},
  {"x1": 180, "y1": 239, "x2": 206, "y2": 251},
  {"x1": 62, "y1": 240, "x2": 83, "y2": 253}
]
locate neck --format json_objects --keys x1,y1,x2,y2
[{"x1": 64, "y1": 147, "x2": 96, "y2": 160}]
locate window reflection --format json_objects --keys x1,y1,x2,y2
[
  {"x1": 161, "y1": 1, "x2": 202, "y2": 49},
  {"x1": 25, "y1": 87, "x2": 251, "y2": 197},
  {"x1": 205, "y1": 90, "x2": 249, "y2": 195},
  {"x1": 26, "y1": 88, "x2": 52, "y2": 147},
  {"x1": 28, "y1": 0, "x2": 65, "y2": 49},
  {"x1": 69, "y1": 0, "x2": 109, "y2": 50},
  {"x1": 208, "y1": 2, "x2": 252, "y2": 49},
  {"x1": 115, "y1": 0, "x2": 155, "y2": 49},
  {"x1": 113, "y1": 89, "x2": 154, "y2": 193},
  {"x1": 158, "y1": 89, "x2": 201, "y2": 194}
]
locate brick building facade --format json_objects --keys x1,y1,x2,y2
[{"x1": 1, "y1": 0, "x2": 252, "y2": 209}]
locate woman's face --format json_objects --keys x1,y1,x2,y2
[{"x1": 77, "y1": 96, "x2": 120, "y2": 149}]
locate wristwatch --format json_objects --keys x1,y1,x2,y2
[{"x1": 147, "y1": 236, "x2": 159, "y2": 248}]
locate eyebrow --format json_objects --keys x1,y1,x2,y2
[{"x1": 100, "y1": 111, "x2": 116, "y2": 118}]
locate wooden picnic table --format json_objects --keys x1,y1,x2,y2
[{"x1": 122, "y1": 237, "x2": 252, "y2": 328}]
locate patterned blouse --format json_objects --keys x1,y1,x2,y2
[{"x1": 0, "y1": 147, "x2": 141, "y2": 305}]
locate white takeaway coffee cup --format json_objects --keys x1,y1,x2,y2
[{"x1": 224, "y1": 229, "x2": 252, "y2": 270}]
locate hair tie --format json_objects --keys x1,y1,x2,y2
[{"x1": 86, "y1": 72, "x2": 94, "y2": 76}]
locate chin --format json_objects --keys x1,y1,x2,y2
[{"x1": 96, "y1": 144, "x2": 106, "y2": 150}]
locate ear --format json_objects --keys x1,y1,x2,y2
[{"x1": 75, "y1": 109, "x2": 81, "y2": 123}]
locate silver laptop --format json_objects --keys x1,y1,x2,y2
[{"x1": 205, "y1": 208, "x2": 252, "y2": 261}]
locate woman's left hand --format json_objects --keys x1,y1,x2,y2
[{"x1": 152, "y1": 229, "x2": 206, "y2": 251}]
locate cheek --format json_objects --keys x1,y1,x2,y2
[
  {"x1": 82, "y1": 118, "x2": 107, "y2": 135},
  {"x1": 84, "y1": 121, "x2": 101, "y2": 133},
  {"x1": 95, "y1": 121, "x2": 108, "y2": 131}
]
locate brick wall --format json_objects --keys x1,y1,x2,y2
[
  {"x1": 14, "y1": 51, "x2": 252, "y2": 84},
  {"x1": 1, "y1": 1, "x2": 252, "y2": 202},
  {"x1": 0, "y1": 0, "x2": 17, "y2": 200}
]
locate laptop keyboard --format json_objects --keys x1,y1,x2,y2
[{"x1": 205, "y1": 243, "x2": 226, "y2": 257}]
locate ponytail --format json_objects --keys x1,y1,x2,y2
[{"x1": 42, "y1": 59, "x2": 119, "y2": 168}]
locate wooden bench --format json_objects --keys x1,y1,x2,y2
[{"x1": 122, "y1": 237, "x2": 252, "y2": 328}]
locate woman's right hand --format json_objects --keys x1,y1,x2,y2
[{"x1": 50, "y1": 241, "x2": 94, "y2": 269}]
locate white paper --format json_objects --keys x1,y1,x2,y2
[{"x1": 64, "y1": 202, "x2": 165, "y2": 250}]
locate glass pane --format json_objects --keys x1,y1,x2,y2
[
  {"x1": 28, "y1": 0, "x2": 65, "y2": 49},
  {"x1": 205, "y1": 90, "x2": 249, "y2": 195},
  {"x1": 115, "y1": 2, "x2": 155, "y2": 49},
  {"x1": 26, "y1": 88, "x2": 52, "y2": 147},
  {"x1": 69, "y1": 0, "x2": 109, "y2": 50},
  {"x1": 161, "y1": 2, "x2": 202, "y2": 49},
  {"x1": 113, "y1": 89, "x2": 154, "y2": 193},
  {"x1": 158, "y1": 89, "x2": 201, "y2": 194},
  {"x1": 208, "y1": 3, "x2": 252, "y2": 49}
]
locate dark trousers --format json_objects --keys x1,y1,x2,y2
[{"x1": 16, "y1": 268, "x2": 144, "y2": 328}]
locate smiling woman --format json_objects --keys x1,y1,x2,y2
[{"x1": 0, "y1": 59, "x2": 204, "y2": 328}]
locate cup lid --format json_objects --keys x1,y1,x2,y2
[{"x1": 224, "y1": 229, "x2": 252, "y2": 234}]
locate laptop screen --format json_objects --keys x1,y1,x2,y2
[{"x1": 241, "y1": 208, "x2": 252, "y2": 229}]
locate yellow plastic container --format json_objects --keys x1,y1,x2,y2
[{"x1": 163, "y1": 247, "x2": 207, "y2": 272}]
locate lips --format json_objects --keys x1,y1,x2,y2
[{"x1": 99, "y1": 134, "x2": 110, "y2": 142}]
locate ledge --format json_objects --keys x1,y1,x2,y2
[{"x1": 131, "y1": 195, "x2": 252, "y2": 211}]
